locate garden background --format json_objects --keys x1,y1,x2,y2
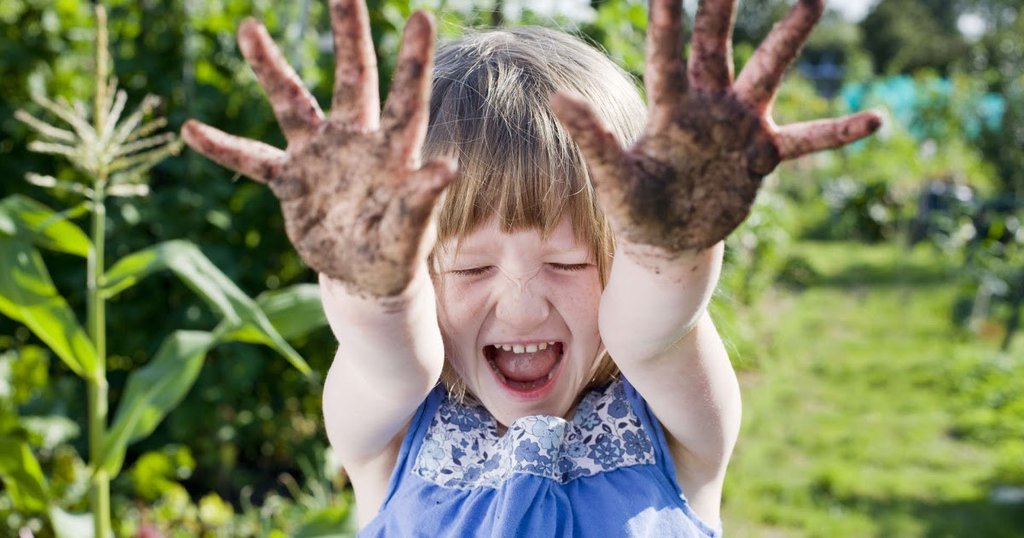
[{"x1": 1, "y1": 0, "x2": 1022, "y2": 536}]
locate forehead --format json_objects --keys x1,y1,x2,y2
[{"x1": 440, "y1": 216, "x2": 588, "y2": 260}]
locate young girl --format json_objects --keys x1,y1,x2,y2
[{"x1": 182, "y1": 0, "x2": 881, "y2": 535}]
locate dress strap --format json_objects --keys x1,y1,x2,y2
[
  {"x1": 619, "y1": 377, "x2": 685, "y2": 498},
  {"x1": 621, "y1": 377, "x2": 725, "y2": 537},
  {"x1": 376, "y1": 383, "x2": 448, "y2": 510}
]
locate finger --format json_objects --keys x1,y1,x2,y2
[
  {"x1": 734, "y1": 0, "x2": 824, "y2": 112},
  {"x1": 381, "y1": 11, "x2": 436, "y2": 166},
  {"x1": 405, "y1": 157, "x2": 458, "y2": 206},
  {"x1": 645, "y1": 0, "x2": 688, "y2": 110},
  {"x1": 550, "y1": 92, "x2": 627, "y2": 197},
  {"x1": 777, "y1": 110, "x2": 883, "y2": 160},
  {"x1": 181, "y1": 119, "x2": 285, "y2": 183},
  {"x1": 238, "y1": 19, "x2": 324, "y2": 144},
  {"x1": 330, "y1": 0, "x2": 380, "y2": 128},
  {"x1": 688, "y1": 0, "x2": 738, "y2": 92}
]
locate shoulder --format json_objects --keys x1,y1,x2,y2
[
  {"x1": 347, "y1": 383, "x2": 448, "y2": 527},
  {"x1": 621, "y1": 375, "x2": 732, "y2": 527}
]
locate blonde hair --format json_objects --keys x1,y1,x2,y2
[{"x1": 424, "y1": 26, "x2": 647, "y2": 397}]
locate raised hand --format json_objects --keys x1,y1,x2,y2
[
  {"x1": 553, "y1": 0, "x2": 881, "y2": 254},
  {"x1": 181, "y1": 0, "x2": 455, "y2": 298}
]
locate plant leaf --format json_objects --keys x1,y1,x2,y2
[
  {"x1": 248, "y1": 284, "x2": 328, "y2": 341},
  {"x1": 0, "y1": 238, "x2": 96, "y2": 378},
  {"x1": 0, "y1": 440, "x2": 50, "y2": 513},
  {"x1": 102, "y1": 240, "x2": 311, "y2": 375},
  {"x1": 49, "y1": 506, "x2": 94, "y2": 538},
  {"x1": 0, "y1": 195, "x2": 91, "y2": 257},
  {"x1": 294, "y1": 505, "x2": 356, "y2": 538},
  {"x1": 100, "y1": 330, "x2": 215, "y2": 475}
]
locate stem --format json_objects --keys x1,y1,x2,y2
[
  {"x1": 87, "y1": 185, "x2": 110, "y2": 538},
  {"x1": 95, "y1": 5, "x2": 109, "y2": 139},
  {"x1": 88, "y1": 5, "x2": 112, "y2": 537}
]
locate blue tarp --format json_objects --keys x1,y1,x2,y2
[{"x1": 840, "y1": 75, "x2": 1005, "y2": 140}]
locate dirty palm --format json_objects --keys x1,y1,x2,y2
[{"x1": 182, "y1": 0, "x2": 880, "y2": 535}]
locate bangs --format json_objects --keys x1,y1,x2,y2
[
  {"x1": 423, "y1": 27, "x2": 646, "y2": 283},
  {"x1": 427, "y1": 61, "x2": 603, "y2": 250}
]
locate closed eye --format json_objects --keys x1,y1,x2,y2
[
  {"x1": 549, "y1": 263, "x2": 592, "y2": 272},
  {"x1": 450, "y1": 266, "x2": 494, "y2": 277}
]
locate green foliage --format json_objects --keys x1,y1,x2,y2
[
  {"x1": 0, "y1": 236, "x2": 97, "y2": 378},
  {"x1": 0, "y1": 342, "x2": 91, "y2": 537},
  {"x1": 0, "y1": 195, "x2": 91, "y2": 257},
  {"x1": 115, "y1": 448, "x2": 354, "y2": 537},
  {"x1": 2, "y1": 4, "x2": 324, "y2": 535},
  {"x1": 724, "y1": 241, "x2": 1024, "y2": 536},
  {"x1": 813, "y1": 179, "x2": 903, "y2": 242},
  {"x1": 955, "y1": 204, "x2": 1024, "y2": 349},
  {"x1": 101, "y1": 331, "x2": 216, "y2": 476},
  {"x1": 860, "y1": 0, "x2": 968, "y2": 75},
  {"x1": 0, "y1": 441, "x2": 51, "y2": 514},
  {"x1": 102, "y1": 241, "x2": 311, "y2": 375},
  {"x1": 128, "y1": 446, "x2": 196, "y2": 502},
  {"x1": 948, "y1": 353, "x2": 1024, "y2": 447}
]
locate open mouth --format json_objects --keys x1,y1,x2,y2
[{"x1": 483, "y1": 341, "x2": 565, "y2": 393}]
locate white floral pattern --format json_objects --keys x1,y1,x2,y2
[{"x1": 412, "y1": 379, "x2": 655, "y2": 489}]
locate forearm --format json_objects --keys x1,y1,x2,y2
[
  {"x1": 599, "y1": 240, "x2": 723, "y2": 363},
  {"x1": 600, "y1": 242, "x2": 740, "y2": 475},
  {"x1": 321, "y1": 266, "x2": 444, "y2": 394},
  {"x1": 320, "y1": 266, "x2": 444, "y2": 458}
]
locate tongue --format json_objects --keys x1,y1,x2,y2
[{"x1": 492, "y1": 347, "x2": 559, "y2": 382}]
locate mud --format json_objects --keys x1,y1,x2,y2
[
  {"x1": 182, "y1": 1, "x2": 447, "y2": 301},
  {"x1": 555, "y1": 0, "x2": 880, "y2": 258}
]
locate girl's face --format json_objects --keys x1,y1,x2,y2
[{"x1": 433, "y1": 216, "x2": 605, "y2": 427}]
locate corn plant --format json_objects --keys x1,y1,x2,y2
[{"x1": 0, "y1": 5, "x2": 323, "y2": 536}]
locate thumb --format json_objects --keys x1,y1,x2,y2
[
  {"x1": 550, "y1": 91, "x2": 627, "y2": 190},
  {"x1": 406, "y1": 156, "x2": 459, "y2": 209}
]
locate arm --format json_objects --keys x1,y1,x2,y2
[
  {"x1": 553, "y1": 0, "x2": 883, "y2": 521},
  {"x1": 599, "y1": 242, "x2": 738, "y2": 522},
  {"x1": 180, "y1": 0, "x2": 452, "y2": 474}
]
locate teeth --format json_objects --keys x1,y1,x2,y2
[{"x1": 491, "y1": 341, "x2": 560, "y2": 354}]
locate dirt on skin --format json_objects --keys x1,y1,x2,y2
[
  {"x1": 183, "y1": 0, "x2": 883, "y2": 296},
  {"x1": 552, "y1": 0, "x2": 881, "y2": 260},
  {"x1": 181, "y1": 3, "x2": 454, "y2": 300},
  {"x1": 617, "y1": 93, "x2": 779, "y2": 253}
]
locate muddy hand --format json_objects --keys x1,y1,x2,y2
[
  {"x1": 181, "y1": 0, "x2": 455, "y2": 297},
  {"x1": 552, "y1": 0, "x2": 881, "y2": 254}
]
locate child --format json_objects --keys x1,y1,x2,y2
[{"x1": 182, "y1": 0, "x2": 881, "y2": 535}]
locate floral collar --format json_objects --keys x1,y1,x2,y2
[{"x1": 413, "y1": 378, "x2": 656, "y2": 489}]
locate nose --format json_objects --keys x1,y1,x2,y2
[{"x1": 494, "y1": 276, "x2": 550, "y2": 330}]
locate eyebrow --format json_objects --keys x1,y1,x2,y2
[{"x1": 454, "y1": 245, "x2": 592, "y2": 258}]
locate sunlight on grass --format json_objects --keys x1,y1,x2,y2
[{"x1": 721, "y1": 241, "x2": 1024, "y2": 537}]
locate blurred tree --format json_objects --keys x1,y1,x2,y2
[
  {"x1": 970, "y1": 9, "x2": 1024, "y2": 196},
  {"x1": 860, "y1": 0, "x2": 969, "y2": 75},
  {"x1": 731, "y1": 0, "x2": 790, "y2": 45},
  {"x1": 799, "y1": 12, "x2": 874, "y2": 94}
]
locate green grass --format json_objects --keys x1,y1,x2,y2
[{"x1": 719, "y1": 241, "x2": 1024, "y2": 537}]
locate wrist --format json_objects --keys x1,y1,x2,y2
[
  {"x1": 614, "y1": 239, "x2": 724, "y2": 285},
  {"x1": 319, "y1": 264, "x2": 437, "y2": 336},
  {"x1": 600, "y1": 242, "x2": 722, "y2": 361}
]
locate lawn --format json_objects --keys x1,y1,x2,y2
[{"x1": 720, "y1": 241, "x2": 1024, "y2": 537}]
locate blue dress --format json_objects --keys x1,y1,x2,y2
[{"x1": 358, "y1": 378, "x2": 722, "y2": 537}]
